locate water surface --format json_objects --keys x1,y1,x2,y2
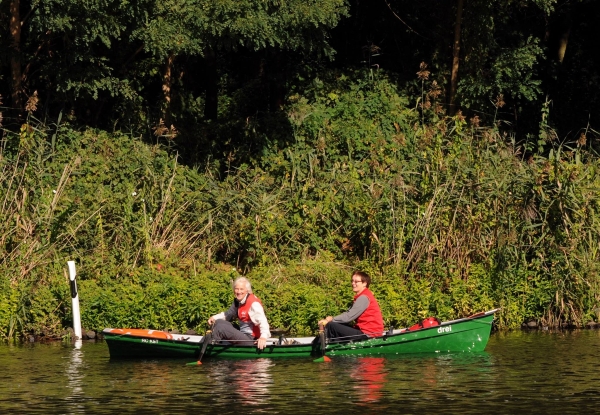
[{"x1": 1, "y1": 330, "x2": 599, "y2": 414}]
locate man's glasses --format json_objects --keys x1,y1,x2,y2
[{"x1": 351, "y1": 280, "x2": 363, "y2": 284}]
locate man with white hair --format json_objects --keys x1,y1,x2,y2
[{"x1": 208, "y1": 277, "x2": 271, "y2": 349}]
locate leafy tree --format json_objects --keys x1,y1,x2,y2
[
  {"x1": 544, "y1": 0, "x2": 600, "y2": 143},
  {"x1": 455, "y1": 0, "x2": 549, "y2": 119},
  {"x1": 329, "y1": 0, "x2": 594, "y2": 137},
  {"x1": 1, "y1": 0, "x2": 135, "y2": 125},
  {"x1": 0, "y1": 0, "x2": 348, "y2": 131}
]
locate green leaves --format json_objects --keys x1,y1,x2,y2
[
  {"x1": 458, "y1": 1, "x2": 547, "y2": 112},
  {"x1": 2, "y1": 59, "x2": 600, "y2": 338}
]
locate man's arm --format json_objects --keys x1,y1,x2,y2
[
  {"x1": 248, "y1": 302, "x2": 271, "y2": 339},
  {"x1": 208, "y1": 302, "x2": 237, "y2": 324},
  {"x1": 331, "y1": 296, "x2": 370, "y2": 324}
]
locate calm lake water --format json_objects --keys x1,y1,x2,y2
[{"x1": 1, "y1": 330, "x2": 600, "y2": 414}]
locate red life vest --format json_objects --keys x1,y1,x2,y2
[
  {"x1": 238, "y1": 293, "x2": 262, "y2": 338},
  {"x1": 354, "y1": 288, "x2": 384, "y2": 337}
]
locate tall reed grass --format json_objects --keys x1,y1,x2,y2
[{"x1": 1, "y1": 73, "x2": 599, "y2": 339}]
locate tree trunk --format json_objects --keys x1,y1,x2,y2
[
  {"x1": 9, "y1": 0, "x2": 23, "y2": 112},
  {"x1": 204, "y1": 47, "x2": 218, "y2": 121},
  {"x1": 448, "y1": 0, "x2": 464, "y2": 116},
  {"x1": 554, "y1": 10, "x2": 571, "y2": 64},
  {"x1": 162, "y1": 52, "x2": 175, "y2": 127},
  {"x1": 543, "y1": 6, "x2": 573, "y2": 101}
]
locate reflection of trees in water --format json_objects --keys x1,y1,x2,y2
[
  {"x1": 419, "y1": 358, "x2": 438, "y2": 387},
  {"x1": 102, "y1": 359, "x2": 178, "y2": 408},
  {"x1": 419, "y1": 352, "x2": 494, "y2": 388},
  {"x1": 210, "y1": 359, "x2": 274, "y2": 406}
]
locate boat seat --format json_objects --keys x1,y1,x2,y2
[{"x1": 276, "y1": 335, "x2": 304, "y2": 345}]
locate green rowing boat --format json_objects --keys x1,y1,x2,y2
[{"x1": 102, "y1": 309, "x2": 499, "y2": 360}]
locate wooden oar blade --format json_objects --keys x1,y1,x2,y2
[{"x1": 313, "y1": 355, "x2": 331, "y2": 363}]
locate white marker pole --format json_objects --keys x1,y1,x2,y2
[{"x1": 67, "y1": 261, "x2": 82, "y2": 340}]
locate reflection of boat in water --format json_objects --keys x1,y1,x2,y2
[{"x1": 102, "y1": 309, "x2": 499, "y2": 360}]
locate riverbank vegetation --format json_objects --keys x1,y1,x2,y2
[
  {"x1": 1, "y1": 0, "x2": 599, "y2": 340},
  {"x1": 1, "y1": 71, "x2": 599, "y2": 340}
]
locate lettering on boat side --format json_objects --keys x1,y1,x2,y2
[
  {"x1": 437, "y1": 325, "x2": 452, "y2": 334},
  {"x1": 141, "y1": 338, "x2": 159, "y2": 344}
]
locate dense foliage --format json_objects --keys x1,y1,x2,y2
[
  {"x1": 1, "y1": 72, "x2": 599, "y2": 339},
  {"x1": 1, "y1": 0, "x2": 598, "y2": 150},
  {"x1": 1, "y1": 0, "x2": 599, "y2": 340}
]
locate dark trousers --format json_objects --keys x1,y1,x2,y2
[
  {"x1": 325, "y1": 322, "x2": 368, "y2": 343},
  {"x1": 211, "y1": 319, "x2": 254, "y2": 344}
]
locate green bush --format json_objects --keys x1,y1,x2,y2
[{"x1": 1, "y1": 71, "x2": 600, "y2": 339}]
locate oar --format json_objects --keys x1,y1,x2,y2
[
  {"x1": 313, "y1": 322, "x2": 331, "y2": 363},
  {"x1": 186, "y1": 329, "x2": 213, "y2": 366}
]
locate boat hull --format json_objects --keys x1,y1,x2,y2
[
  {"x1": 104, "y1": 335, "x2": 201, "y2": 359},
  {"x1": 103, "y1": 309, "x2": 498, "y2": 360}
]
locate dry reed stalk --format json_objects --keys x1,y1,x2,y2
[
  {"x1": 46, "y1": 156, "x2": 79, "y2": 219},
  {"x1": 149, "y1": 157, "x2": 177, "y2": 242},
  {"x1": 405, "y1": 186, "x2": 446, "y2": 272}
]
